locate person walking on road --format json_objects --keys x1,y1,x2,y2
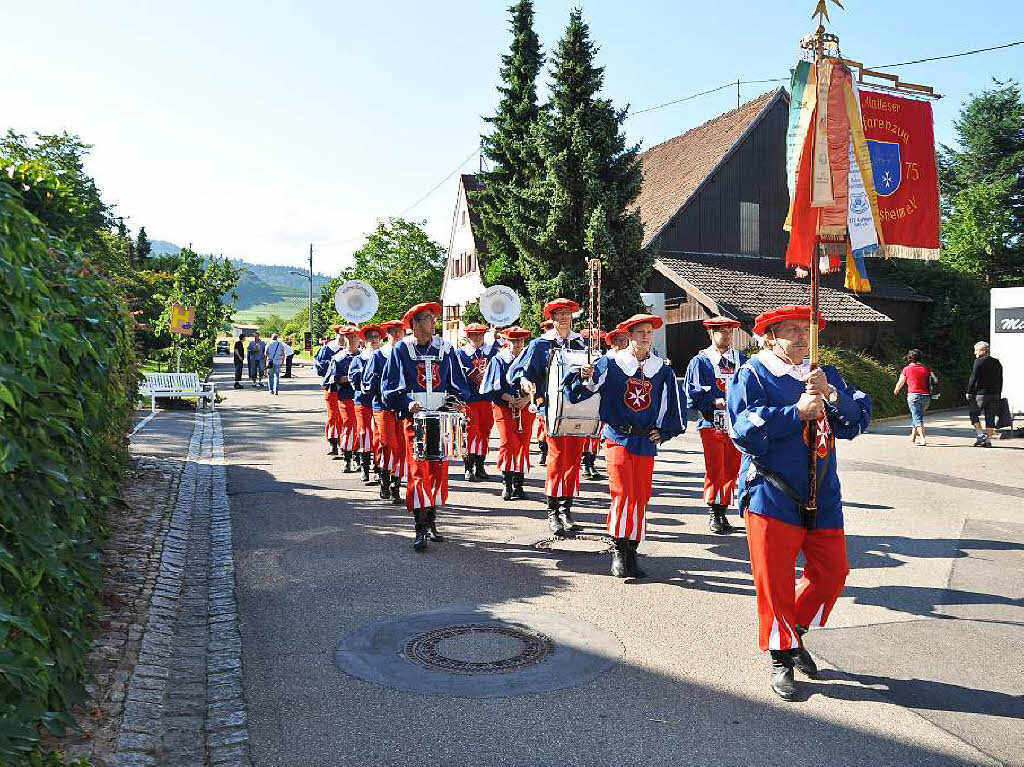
[
  {"x1": 894, "y1": 349, "x2": 937, "y2": 446},
  {"x1": 247, "y1": 332, "x2": 266, "y2": 388},
  {"x1": 265, "y1": 333, "x2": 290, "y2": 395},
  {"x1": 283, "y1": 336, "x2": 295, "y2": 378},
  {"x1": 967, "y1": 341, "x2": 1003, "y2": 447},
  {"x1": 233, "y1": 334, "x2": 245, "y2": 389},
  {"x1": 728, "y1": 305, "x2": 871, "y2": 701}
]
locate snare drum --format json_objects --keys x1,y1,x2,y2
[
  {"x1": 545, "y1": 348, "x2": 602, "y2": 438},
  {"x1": 412, "y1": 411, "x2": 466, "y2": 461}
]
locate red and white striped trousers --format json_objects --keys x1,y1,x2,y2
[
  {"x1": 699, "y1": 427, "x2": 741, "y2": 506},
  {"x1": 338, "y1": 398, "x2": 356, "y2": 451},
  {"x1": 323, "y1": 390, "x2": 343, "y2": 440},
  {"x1": 353, "y1": 403, "x2": 377, "y2": 455},
  {"x1": 605, "y1": 441, "x2": 654, "y2": 542},
  {"x1": 373, "y1": 410, "x2": 406, "y2": 476},
  {"x1": 745, "y1": 512, "x2": 849, "y2": 651},
  {"x1": 545, "y1": 434, "x2": 586, "y2": 499},
  {"x1": 492, "y1": 403, "x2": 535, "y2": 474},
  {"x1": 403, "y1": 419, "x2": 449, "y2": 511},
  {"x1": 465, "y1": 400, "x2": 494, "y2": 457}
]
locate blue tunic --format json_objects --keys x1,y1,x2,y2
[
  {"x1": 727, "y1": 350, "x2": 872, "y2": 529},
  {"x1": 508, "y1": 331, "x2": 587, "y2": 415},
  {"x1": 314, "y1": 341, "x2": 338, "y2": 378},
  {"x1": 348, "y1": 350, "x2": 376, "y2": 408},
  {"x1": 684, "y1": 347, "x2": 748, "y2": 430},
  {"x1": 457, "y1": 343, "x2": 501, "y2": 402},
  {"x1": 564, "y1": 352, "x2": 686, "y2": 457},
  {"x1": 360, "y1": 346, "x2": 392, "y2": 411},
  {"x1": 481, "y1": 349, "x2": 524, "y2": 404},
  {"x1": 382, "y1": 337, "x2": 473, "y2": 416},
  {"x1": 322, "y1": 350, "x2": 355, "y2": 399}
]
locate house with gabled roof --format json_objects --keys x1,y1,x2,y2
[
  {"x1": 440, "y1": 174, "x2": 487, "y2": 343},
  {"x1": 638, "y1": 89, "x2": 929, "y2": 368}
]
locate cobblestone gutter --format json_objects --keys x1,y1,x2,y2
[{"x1": 111, "y1": 410, "x2": 250, "y2": 766}]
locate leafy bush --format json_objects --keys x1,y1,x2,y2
[
  {"x1": 0, "y1": 180, "x2": 137, "y2": 759},
  {"x1": 818, "y1": 345, "x2": 905, "y2": 420}
]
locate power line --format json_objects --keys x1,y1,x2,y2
[
  {"x1": 873, "y1": 39, "x2": 1023, "y2": 70},
  {"x1": 399, "y1": 147, "x2": 479, "y2": 216},
  {"x1": 631, "y1": 82, "x2": 735, "y2": 115}
]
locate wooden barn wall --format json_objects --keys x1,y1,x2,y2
[{"x1": 653, "y1": 97, "x2": 791, "y2": 258}]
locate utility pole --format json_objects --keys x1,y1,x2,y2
[
  {"x1": 737, "y1": 77, "x2": 741, "y2": 109},
  {"x1": 308, "y1": 244, "x2": 314, "y2": 354}
]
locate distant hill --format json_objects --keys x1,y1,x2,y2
[{"x1": 148, "y1": 240, "x2": 331, "y2": 314}]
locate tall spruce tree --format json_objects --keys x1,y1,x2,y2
[
  {"x1": 520, "y1": 10, "x2": 646, "y2": 328},
  {"x1": 475, "y1": 0, "x2": 543, "y2": 300},
  {"x1": 136, "y1": 226, "x2": 152, "y2": 264}
]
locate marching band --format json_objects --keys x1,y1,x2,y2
[{"x1": 306, "y1": 281, "x2": 871, "y2": 700}]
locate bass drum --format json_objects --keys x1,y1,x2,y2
[{"x1": 545, "y1": 348, "x2": 601, "y2": 437}]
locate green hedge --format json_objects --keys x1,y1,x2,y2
[
  {"x1": 818, "y1": 345, "x2": 905, "y2": 420},
  {"x1": 0, "y1": 180, "x2": 137, "y2": 760}
]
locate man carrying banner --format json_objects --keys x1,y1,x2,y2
[
  {"x1": 348, "y1": 324, "x2": 383, "y2": 485},
  {"x1": 684, "y1": 316, "x2": 747, "y2": 534},
  {"x1": 535, "y1": 319, "x2": 554, "y2": 467},
  {"x1": 363, "y1": 319, "x2": 407, "y2": 504},
  {"x1": 383, "y1": 302, "x2": 472, "y2": 551},
  {"x1": 510, "y1": 298, "x2": 588, "y2": 536},
  {"x1": 728, "y1": 305, "x2": 871, "y2": 701},
  {"x1": 482, "y1": 326, "x2": 534, "y2": 501},
  {"x1": 457, "y1": 322, "x2": 500, "y2": 482},
  {"x1": 565, "y1": 314, "x2": 686, "y2": 578},
  {"x1": 316, "y1": 325, "x2": 344, "y2": 457}
]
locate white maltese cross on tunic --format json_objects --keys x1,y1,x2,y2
[{"x1": 623, "y1": 378, "x2": 653, "y2": 412}]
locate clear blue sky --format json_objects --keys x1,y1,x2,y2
[{"x1": 4, "y1": 0, "x2": 1021, "y2": 274}]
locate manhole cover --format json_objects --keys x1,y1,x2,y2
[
  {"x1": 403, "y1": 624, "x2": 555, "y2": 674},
  {"x1": 335, "y1": 606, "x2": 624, "y2": 697},
  {"x1": 534, "y1": 534, "x2": 612, "y2": 554}
]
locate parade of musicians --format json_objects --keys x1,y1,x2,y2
[{"x1": 5, "y1": 1, "x2": 1024, "y2": 765}]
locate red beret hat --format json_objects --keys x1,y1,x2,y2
[
  {"x1": 402, "y1": 302, "x2": 443, "y2": 328},
  {"x1": 542, "y1": 298, "x2": 581, "y2": 318},
  {"x1": 341, "y1": 325, "x2": 360, "y2": 336},
  {"x1": 463, "y1": 323, "x2": 489, "y2": 334},
  {"x1": 379, "y1": 319, "x2": 405, "y2": 333},
  {"x1": 539, "y1": 319, "x2": 554, "y2": 330},
  {"x1": 618, "y1": 313, "x2": 664, "y2": 333},
  {"x1": 331, "y1": 324, "x2": 344, "y2": 333},
  {"x1": 702, "y1": 315, "x2": 741, "y2": 329},
  {"x1": 358, "y1": 324, "x2": 382, "y2": 340},
  {"x1": 752, "y1": 305, "x2": 826, "y2": 336},
  {"x1": 499, "y1": 326, "x2": 531, "y2": 340},
  {"x1": 604, "y1": 326, "x2": 629, "y2": 345}
]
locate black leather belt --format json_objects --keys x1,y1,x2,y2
[{"x1": 609, "y1": 423, "x2": 647, "y2": 436}]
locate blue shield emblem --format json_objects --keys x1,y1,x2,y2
[{"x1": 867, "y1": 140, "x2": 901, "y2": 197}]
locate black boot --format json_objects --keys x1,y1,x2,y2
[
  {"x1": 426, "y1": 507, "x2": 444, "y2": 542},
  {"x1": 474, "y1": 454, "x2": 490, "y2": 481},
  {"x1": 502, "y1": 472, "x2": 514, "y2": 501},
  {"x1": 792, "y1": 628, "x2": 818, "y2": 678},
  {"x1": 626, "y1": 539, "x2": 647, "y2": 578},
  {"x1": 343, "y1": 451, "x2": 355, "y2": 473},
  {"x1": 610, "y1": 538, "x2": 628, "y2": 578},
  {"x1": 717, "y1": 506, "x2": 737, "y2": 533},
  {"x1": 547, "y1": 498, "x2": 566, "y2": 536},
  {"x1": 464, "y1": 459, "x2": 476, "y2": 482},
  {"x1": 538, "y1": 441, "x2": 548, "y2": 466},
  {"x1": 390, "y1": 476, "x2": 402, "y2": 505},
  {"x1": 360, "y1": 452, "x2": 373, "y2": 484},
  {"x1": 769, "y1": 650, "x2": 797, "y2": 701},
  {"x1": 413, "y1": 508, "x2": 428, "y2": 552},
  {"x1": 326, "y1": 438, "x2": 339, "y2": 457},
  {"x1": 558, "y1": 499, "x2": 578, "y2": 535},
  {"x1": 511, "y1": 472, "x2": 528, "y2": 500},
  {"x1": 378, "y1": 469, "x2": 391, "y2": 500},
  {"x1": 583, "y1": 452, "x2": 604, "y2": 481},
  {"x1": 708, "y1": 506, "x2": 727, "y2": 534}
]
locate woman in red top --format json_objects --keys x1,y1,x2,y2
[{"x1": 894, "y1": 349, "x2": 937, "y2": 446}]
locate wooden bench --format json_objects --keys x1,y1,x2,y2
[{"x1": 139, "y1": 372, "x2": 216, "y2": 412}]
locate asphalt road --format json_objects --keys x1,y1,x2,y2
[{"x1": 206, "y1": 355, "x2": 1023, "y2": 766}]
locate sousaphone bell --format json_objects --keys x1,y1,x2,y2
[{"x1": 334, "y1": 280, "x2": 380, "y2": 324}]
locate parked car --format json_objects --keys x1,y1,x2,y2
[{"x1": 216, "y1": 340, "x2": 231, "y2": 356}]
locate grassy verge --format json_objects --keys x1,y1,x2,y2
[{"x1": 818, "y1": 345, "x2": 906, "y2": 420}]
